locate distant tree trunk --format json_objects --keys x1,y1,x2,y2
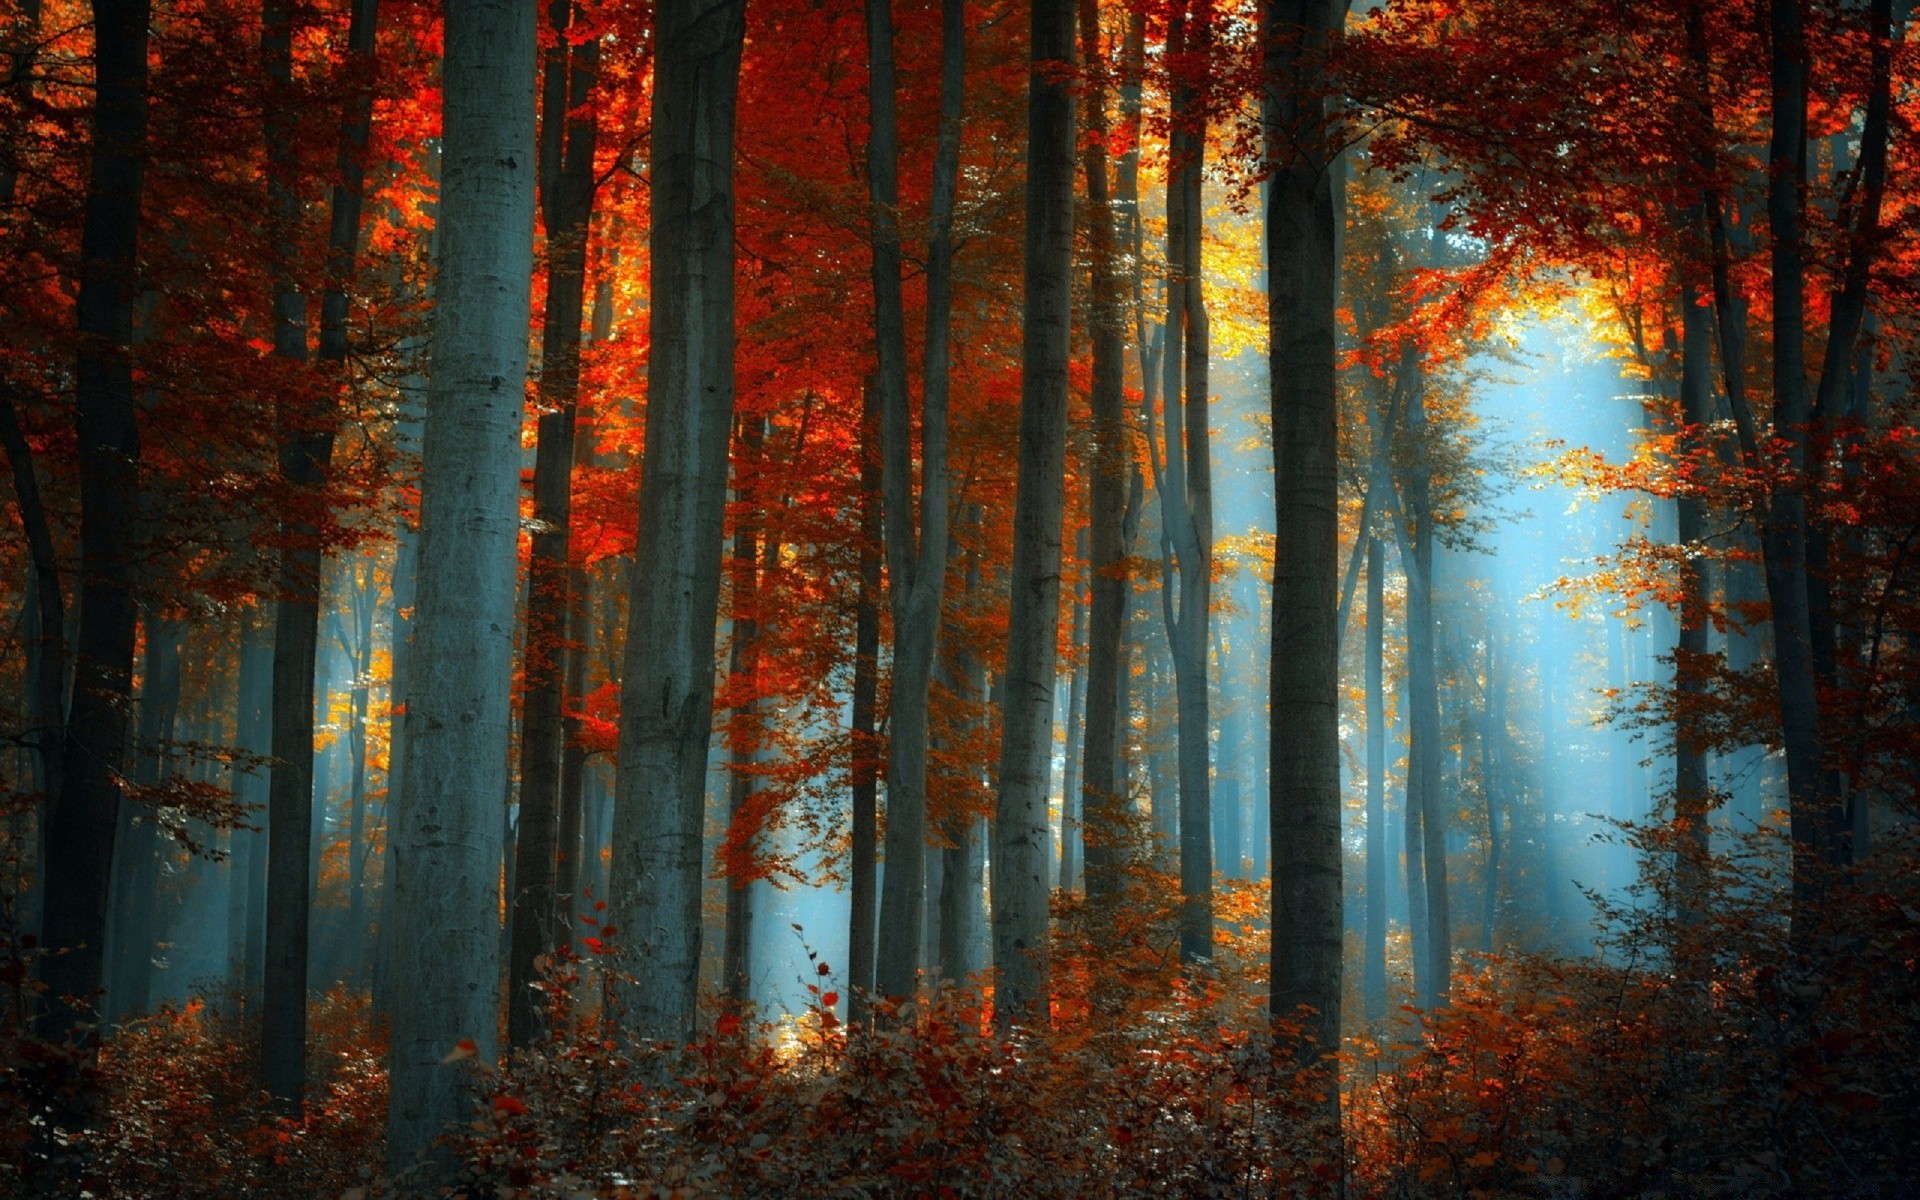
[
  {"x1": 228, "y1": 621, "x2": 272, "y2": 995},
  {"x1": 1478, "y1": 636, "x2": 1502, "y2": 952},
  {"x1": 39, "y1": 0, "x2": 149, "y2": 1058},
  {"x1": 1363, "y1": 535, "x2": 1387, "y2": 1023},
  {"x1": 1265, "y1": 0, "x2": 1345, "y2": 1090},
  {"x1": 107, "y1": 615, "x2": 183, "y2": 1020},
  {"x1": 1151, "y1": 0, "x2": 1213, "y2": 966},
  {"x1": 720, "y1": 417, "x2": 765, "y2": 1009},
  {"x1": 509, "y1": 0, "x2": 599, "y2": 1047},
  {"x1": 1059, "y1": 530, "x2": 1087, "y2": 891},
  {"x1": 607, "y1": 0, "x2": 745, "y2": 1044},
  {"x1": 343, "y1": 577, "x2": 374, "y2": 983},
  {"x1": 993, "y1": 0, "x2": 1074, "y2": 1031},
  {"x1": 847, "y1": 384, "x2": 881, "y2": 1024},
  {"x1": 373, "y1": 407, "x2": 421, "y2": 1021},
  {"x1": 868, "y1": 0, "x2": 960, "y2": 1009},
  {"x1": 943, "y1": 637, "x2": 993, "y2": 984},
  {"x1": 385, "y1": 0, "x2": 536, "y2": 1172},
  {"x1": 1403, "y1": 370, "x2": 1449, "y2": 1009},
  {"x1": 1674, "y1": 275, "x2": 1713, "y2": 923}
]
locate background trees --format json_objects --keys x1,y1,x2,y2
[{"x1": 3, "y1": 0, "x2": 1920, "y2": 1191}]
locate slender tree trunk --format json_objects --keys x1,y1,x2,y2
[
  {"x1": 607, "y1": 0, "x2": 745, "y2": 1043},
  {"x1": 227, "y1": 621, "x2": 272, "y2": 996},
  {"x1": 1404, "y1": 372, "x2": 1449, "y2": 1008},
  {"x1": 993, "y1": 0, "x2": 1074, "y2": 1031},
  {"x1": 1363, "y1": 535, "x2": 1387, "y2": 1023},
  {"x1": 848, "y1": 383, "x2": 881, "y2": 1023},
  {"x1": 385, "y1": 0, "x2": 536, "y2": 1171},
  {"x1": 344, "y1": 579, "x2": 373, "y2": 982},
  {"x1": 720, "y1": 417, "x2": 764, "y2": 1008},
  {"x1": 0, "y1": 394, "x2": 63, "y2": 800},
  {"x1": 1265, "y1": 0, "x2": 1345, "y2": 1095},
  {"x1": 1675, "y1": 276, "x2": 1713, "y2": 923},
  {"x1": 259, "y1": 0, "x2": 317, "y2": 1105},
  {"x1": 509, "y1": 0, "x2": 599, "y2": 1047},
  {"x1": 1759, "y1": 0, "x2": 1847, "y2": 914},
  {"x1": 39, "y1": 0, "x2": 149, "y2": 1062},
  {"x1": 1151, "y1": 0, "x2": 1213, "y2": 966},
  {"x1": 868, "y1": 0, "x2": 960, "y2": 1009},
  {"x1": 1059, "y1": 527, "x2": 1087, "y2": 891},
  {"x1": 1478, "y1": 637, "x2": 1501, "y2": 952},
  {"x1": 107, "y1": 615, "x2": 183, "y2": 1019}
]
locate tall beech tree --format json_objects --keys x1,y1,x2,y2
[
  {"x1": 1149, "y1": 0, "x2": 1214, "y2": 966},
  {"x1": 608, "y1": 0, "x2": 747, "y2": 1043},
  {"x1": 868, "y1": 0, "x2": 963, "y2": 1009},
  {"x1": 1078, "y1": 0, "x2": 1135, "y2": 907},
  {"x1": 39, "y1": 0, "x2": 150, "y2": 1048},
  {"x1": 386, "y1": 0, "x2": 536, "y2": 1169},
  {"x1": 993, "y1": 0, "x2": 1074, "y2": 1030},
  {"x1": 261, "y1": 0, "x2": 380, "y2": 1104},
  {"x1": 1265, "y1": 0, "x2": 1345, "y2": 1101},
  {"x1": 508, "y1": 0, "x2": 601, "y2": 1048}
]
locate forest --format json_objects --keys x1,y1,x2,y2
[{"x1": 3, "y1": 0, "x2": 1919, "y2": 1192}]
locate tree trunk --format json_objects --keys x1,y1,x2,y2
[
  {"x1": 1152, "y1": 0, "x2": 1213, "y2": 967},
  {"x1": 606, "y1": 0, "x2": 745, "y2": 1044},
  {"x1": 39, "y1": 0, "x2": 149, "y2": 1062},
  {"x1": 107, "y1": 615, "x2": 183, "y2": 1020},
  {"x1": 868, "y1": 0, "x2": 961, "y2": 1010},
  {"x1": 344, "y1": 576, "x2": 373, "y2": 983},
  {"x1": 1265, "y1": 0, "x2": 1345, "y2": 1088},
  {"x1": 720, "y1": 417, "x2": 764, "y2": 1009},
  {"x1": 993, "y1": 0, "x2": 1074, "y2": 1031},
  {"x1": 1363, "y1": 535, "x2": 1387, "y2": 1024},
  {"x1": 1059, "y1": 529, "x2": 1087, "y2": 891},
  {"x1": 385, "y1": 0, "x2": 536, "y2": 1171},
  {"x1": 1404, "y1": 370, "x2": 1449, "y2": 1009},
  {"x1": 1674, "y1": 275, "x2": 1713, "y2": 923},
  {"x1": 847, "y1": 383, "x2": 881, "y2": 1024},
  {"x1": 509, "y1": 0, "x2": 599, "y2": 1047},
  {"x1": 228, "y1": 621, "x2": 272, "y2": 997},
  {"x1": 1478, "y1": 637, "x2": 1501, "y2": 952}
]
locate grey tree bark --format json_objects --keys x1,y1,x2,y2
[
  {"x1": 1265, "y1": 0, "x2": 1346, "y2": 1081},
  {"x1": 384, "y1": 0, "x2": 536, "y2": 1172},
  {"x1": 262, "y1": 0, "x2": 377, "y2": 1101},
  {"x1": 608, "y1": 0, "x2": 746, "y2": 1042},
  {"x1": 993, "y1": 0, "x2": 1074, "y2": 1032},
  {"x1": 868, "y1": 0, "x2": 961, "y2": 1009},
  {"x1": 848, "y1": 384, "x2": 881, "y2": 1023},
  {"x1": 1363, "y1": 535, "x2": 1387, "y2": 1023},
  {"x1": 720, "y1": 417, "x2": 765, "y2": 1009},
  {"x1": 1674, "y1": 275, "x2": 1713, "y2": 923},
  {"x1": 39, "y1": 0, "x2": 149, "y2": 1058},
  {"x1": 1059, "y1": 532, "x2": 1087, "y2": 891},
  {"x1": 509, "y1": 0, "x2": 600, "y2": 1047},
  {"x1": 1151, "y1": 0, "x2": 1213, "y2": 966}
]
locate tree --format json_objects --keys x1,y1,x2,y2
[
  {"x1": 868, "y1": 0, "x2": 962, "y2": 1010},
  {"x1": 1077, "y1": 0, "x2": 1134, "y2": 908},
  {"x1": 39, "y1": 0, "x2": 150, "y2": 1052},
  {"x1": 1264, "y1": 0, "x2": 1344, "y2": 1109},
  {"x1": 607, "y1": 0, "x2": 747, "y2": 1043},
  {"x1": 993, "y1": 0, "x2": 1074, "y2": 1031},
  {"x1": 509, "y1": 0, "x2": 601, "y2": 1048},
  {"x1": 1150, "y1": 0, "x2": 1214, "y2": 967},
  {"x1": 385, "y1": 0, "x2": 537, "y2": 1171},
  {"x1": 261, "y1": 0, "x2": 380, "y2": 1105}
]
